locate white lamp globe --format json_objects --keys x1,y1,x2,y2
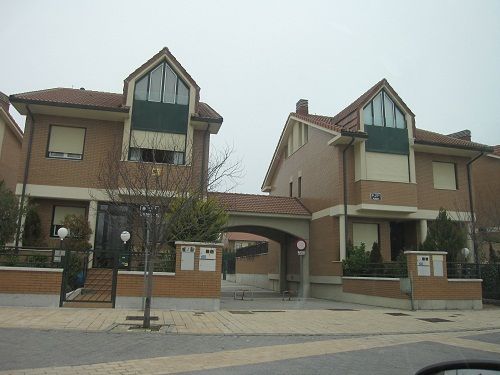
[
  {"x1": 57, "y1": 227, "x2": 68, "y2": 240},
  {"x1": 461, "y1": 248, "x2": 470, "y2": 258},
  {"x1": 120, "y1": 231, "x2": 131, "y2": 244}
]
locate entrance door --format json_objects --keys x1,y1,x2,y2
[{"x1": 390, "y1": 222, "x2": 405, "y2": 260}]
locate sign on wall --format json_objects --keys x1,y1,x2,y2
[
  {"x1": 297, "y1": 240, "x2": 307, "y2": 256},
  {"x1": 199, "y1": 248, "x2": 216, "y2": 272},
  {"x1": 370, "y1": 192, "x2": 382, "y2": 201},
  {"x1": 417, "y1": 255, "x2": 431, "y2": 276},
  {"x1": 180, "y1": 246, "x2": 195, "y2": 271}
]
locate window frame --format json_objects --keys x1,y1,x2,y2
[
  {"x1": 134, "y1": 61, "x2": 190, "y2": 105},
  {"x1": 432, "y1": 161, "x2": 458, "y2": 190},
  {"x1": 50, "y1": 205, "x2": 87, "y2": 238},
  {"x1": 128, "y1": 147, "x2": 185, "y2": 166},
  {"x1": 46, "y1": 125, "x2": 86, "y2": 161},
  {"x1": 363, "y1": 90, "x2": 406, "y2": 129}
]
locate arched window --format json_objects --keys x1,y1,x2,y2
[
  {"x1": 134, "y1": 62, "x2": 189, "y2": 105},
  {"x1": 363, "y1": 91, "x2": 406, "y2": 129}
]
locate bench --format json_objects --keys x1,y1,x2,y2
[
  {"x1": 233, "y1": 289, "x2": 254, "y2": 301},
  {"x1": 282, "y1": 289, "x2": 297, "y2": 301}
]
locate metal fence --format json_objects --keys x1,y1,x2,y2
[
  {"x1": 448, "y1": 262, "x2": 500, "y2": 300},
  {"x1": 343, "y1": 262, "x2": 408, "y2": 278},
  {"x1": 0, "y1": 246, "x2": 63, "y2": 268},
  {"x1": 235, "y1": 242, "x2": 268, "y2": 258}
]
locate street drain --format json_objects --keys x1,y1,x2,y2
[
  {"x1": 193, "y1": 312, "x2": 205, "y2": 316},
  {"x1": 417, "y1": 318, "x2": 452, "y2": 323},
  {"x1": 385, "y1": 312, "x2": 410, "y2": 316},
  {"x1": 128, "y1": 324, "x2": 163, "y2": 332},
  {"x1": 327, "y1": 308, "x2": 358, "y2": 311},
  {"x1": 126, "y1": 316, "x2": 159, "y2": 321},
  {"x1": 229, "y1": 311, "x2": 254, "y2": 314},
  {"x1": 252, "y1": 310, "x2": 285, "y2": 313}
]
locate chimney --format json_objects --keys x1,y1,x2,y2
[
  {"x1": 296, "y1": 99, "x2": 308, "y2": 115},
  {"x1": 447, "y1": 129, "x2": 471, "y2": 142},
  {"x1": 0, "y1": 91, "x2": 9, "y2": 113}
]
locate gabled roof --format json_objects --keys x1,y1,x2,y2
[
  {"x1": 122, "y1": 47, "x2": 201, "y2": 110},
  {"x1": 9, "y1": 88, "x2": 223, "y2": 122},
  {"x1": 414, "y1": 128, "x2": 492, "y2": 152},
  {"x1": 0, "y1": 108, "x2": 23, "y2": 143},
  {"x1": 10, "y1": 88, "x2": 128, "y2": 112},
  {"x1": 209, "y1": 192, "x2": 310, "y2": 217}
]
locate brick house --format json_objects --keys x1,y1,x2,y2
[
  {"x1": 9, "y1": 47, "x2": 223, "y2": 250},
  {"x1": 0, "y1": 92, "x2": 23, "y2": 191},
  {"x1": 261, "y1": 78, "x2": 496, "y2": 292}
]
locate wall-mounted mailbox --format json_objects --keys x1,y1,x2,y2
[
  {"x1": 181, "y1": 246, "x2": 195, "y2": 271},
  {"x1": 432, "y1": 255, "x2": 444, "y2": 277},
  {"x1": 199, "y1": 247, "x2": 216, "y2": 272},
  {"x1": 417, "y1": 255, "x2": 431, "y2": 276}
]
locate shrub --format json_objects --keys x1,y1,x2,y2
[
  {"x1": 369, "y1": 241, "x2": 382, "y2": 263},
  {"x1": 343, "y1": 242, "x2": 370, "y2": 275}
]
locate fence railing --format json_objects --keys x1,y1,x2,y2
[
  {"x1": 236, "y1": 242, "x2": 268, "y2": 258},
  {"x1": 448, "y1": 262, "x2": 500, "y2": 300},
  {"x1": 446, "y1": 262, "x2": 480, "y2": 279},
  {"x1": 343, "y1": 262, "x2": 408, "y2": 278},
  {"x1": 0, "y1": 246, "x2": 63, "y2": 269},
  {"x1": 118, "y1": 251, "x2": 176, "y2": 273}
]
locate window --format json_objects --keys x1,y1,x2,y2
[
  {"x1": 287, "y1": 123, "x2": 309, "y2": 157},
  {"x1": 298, "y1": 176, "x2": 302, "y2": 198},
  {"x1": 129, "y1": 147, "x2": 185, "y2": 165},
  {"x1": 353, "y1": 223, "x2": 379, "y2": 250},
  {"x1": 366, "y1": 152, "x2": 409, "y2": 183},
  {"x1": 289, "y1": 181, "x2": 293, "y2": 197},
  {"x1": 47, "y1": 125, "x2": 85, "y2": 160},
  {"x1": 432, "y1": 162, "x2": 457, "y2": 190},
  {"x1": 134, "y1": 62, "x2": 190, "y2": 105},
  {"x1": 363, "y1": 91, "x2": 406, "y2": 129},
  {"x1": 51, "y1": 206, "x2": 86, "y2": 237}
]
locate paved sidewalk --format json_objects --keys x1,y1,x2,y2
[{"x1": 0, "y1": 305, "x2": 499, "y2": 336}]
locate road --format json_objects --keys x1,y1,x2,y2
[{"x1": 0, "y1": 328, "x2": 499, "y2": 374}]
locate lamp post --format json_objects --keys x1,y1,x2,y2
[{"x1": 57, "y1": 227, "x2": 68, "y2": 307}]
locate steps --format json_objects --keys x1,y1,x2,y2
[{"x1": 64, "y1": 268, "x2": 113, "y2": 307}]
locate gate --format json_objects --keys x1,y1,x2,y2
[{"x1": 59, "y1": 249, "x2": 119, "y2": 307}]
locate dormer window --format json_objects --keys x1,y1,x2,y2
[
  {"x1": 363, "y1": 91, "x2": 406, "y2": 129},
  {"x1": 134, "y1": 62, "x2": 189, "y2": 105}
]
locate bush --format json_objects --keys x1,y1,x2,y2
[
  {"x1": 22, "y1": 205, "x2": 45, "y2": 247},
  {"x1": 369, "y1": 241, "x2": 382, "y2": 263},
  {"x1": 343, "y1": 242, "x2": 369, "y2": 275}
]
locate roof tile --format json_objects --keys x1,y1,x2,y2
[{"x1": 209, "y1": 192, "x2": 310, "y2": 216}]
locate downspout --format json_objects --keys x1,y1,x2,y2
[
  {"x1": 200, "y1": 124, "x2": 210, "y2": 195},
  {"x1": 15, "y1": 106, "x2": 35, "y2": 248},
  {"x1": 342, "y1": 136, "x2": 356, "y2": 258},
  {"x1": 466, "y1": 151, "x2": 484, "y2": 265}
]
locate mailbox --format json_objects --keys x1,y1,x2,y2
[
  {"x1": 417, "y1": 255, "x2": 431, "y2": 276},
  {"x1": 199, "y1": 247, "x2": 216, "y2": 272},
  {"x1": 432, "y1": 255, "x2": 444, "y2": 277},
  {"x1": 181, "y1": 246, "x2": 195, "y2": 271}
]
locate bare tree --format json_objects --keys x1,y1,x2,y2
[{"x1": 94, "y1": 133, "x2": 242, "y2": 328}]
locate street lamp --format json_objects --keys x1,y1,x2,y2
[
  {"x1": 57, "y1": 227, "x2": 68, "y2": 241},
  {"x1": 461, "y1": 247, "x2": 470, "y2": 260},
  {"x1": 120, "y1": 231, "x2": 131, "y2": 244}
]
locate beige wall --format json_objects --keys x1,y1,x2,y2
[
  {"x1": 309, "y1": 216, "x2": 339, "y2": 276},
  {"x1": 235, "y1": 240, "x2": 280, "y2": 275}
]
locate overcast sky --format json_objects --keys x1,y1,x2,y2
[{"x1": 2, "y1": 0, "x2": 499, "y2": 194}]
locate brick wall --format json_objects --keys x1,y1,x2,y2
[
  {"x1": 309, "y1": 216, "x2": 339, "y2": 276},
  {"x1": 0, "y1": 120, "x2": 22, "y2": 191},
  {"x1": 342, "y1": 278, "x2": 408, "y2": 299},
  {"x1": 270, "y1": 125, "x2": 341, "y2": 212},
  {"x1": 0, "y1": 268, "x2": 62, "y2": 294},
  {"x1": 415, "y1": 152, "x2": 470, "y2": 212},
  {"x1": 235, "y1": 240, "x2": 280, "y2": 275},
  {"x1": 117, "y1": 243, "x2": 222, "y2": 299}
]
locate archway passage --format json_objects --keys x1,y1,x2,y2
[{"x1": 209, "y1": 192, "x2": 311, "y2": 296}]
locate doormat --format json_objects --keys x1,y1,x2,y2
[
  {"x1": 417, "y1": 317, "x2": 452, "y2": 323},
  {"x1": 126, "y1": 316, "x2": 159, "y2": 321},
  {"x1": 228, "y1": 311, "x2": 254, "y2": 314},
  {"x1": 385, "y1": 312, "x2": 410, "y2": 316},
  {"x1": 326, "y1": 308, "x2": 358, "y2": 311}
]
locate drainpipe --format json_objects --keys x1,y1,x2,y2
[
  {"x1": 199, "y1": 124, "x2": 210, "y2": 195},
  {"x1": 466, "y1": 152, "x2": 484, "y2": 266},
  {"x1": 342, "y1": 136, "x2": 356, "y2": 258},
  {"x1": 15, "y1": 106, "x2": 35, "y2": 248}
]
